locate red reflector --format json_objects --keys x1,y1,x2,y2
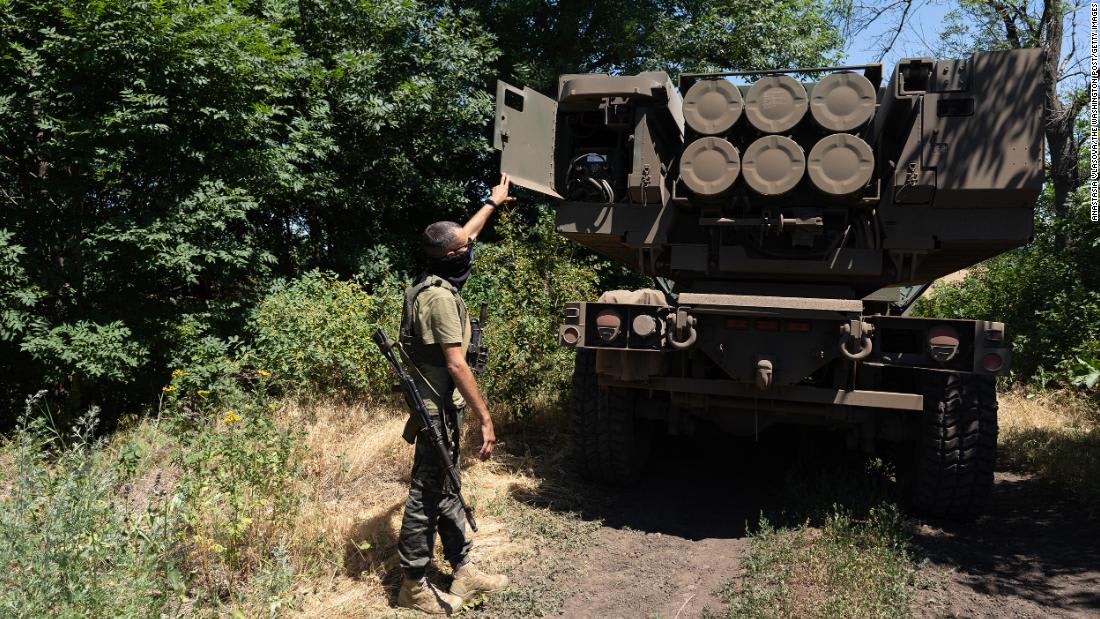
[
  {"x1": 981, "y1": 352, "x2": 1004, "y2": 372},
  {"x1": 725, "y1": 318, "x2": 749, "y2": 330},
  {"x1": 756, "y1": 320, "x2": 779, "y2": 331},
  {"x1": 561, "y1": 325, "x2": 580, "y2": 345},
  {"x1": 785, "y1": 321, "x2": 811, "y2": 332}
]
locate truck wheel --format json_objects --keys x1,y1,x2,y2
[
  {"x1": 570, "y1": 349, "x2": 653, "y2": 484},
  {"x1": 570, "y1": 350, "x2": 602, "y2": 479},
  {"x1": 910, "y1": 372, "x2": 998, "y2": 519}
]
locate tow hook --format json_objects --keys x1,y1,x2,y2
[
  {"x1": 839, "y1": 319, "x2": 874, "y2": 361},
  {"x1": 755, "y1": 358, "x2": 774, "y2": 390},
  {"x1": 665, "y1": 308, "x2": 698, "y2": 350}
]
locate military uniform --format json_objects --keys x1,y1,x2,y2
[{"x1": 397, "y1": 274, "x2": 473, "y2": 580}]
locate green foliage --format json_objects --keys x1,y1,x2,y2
[
  {"x1": 163, "y1": 314, "x2": 247, "y2": 409},
  {"x1": 457, "y1": 209, "x2": 601, "y2": 411},
  {"x1": 914, "y1": 191, "x2": 1100, "y2": 388},
  {"x1": 0, "y1": 398, "x2": 184, "y2": 618},
  {"x1": 247, "y1": 271, "x2": 403, "y2": 399},
  {"x1": 246, "y1": 210, "x2": 603, "y2": 412},
  {"x1": 0, "y1": 228, "x2": 42, "y2": 341},
  {"x1": 718, "y1": 504, "x2": 917, "y2": 618},
  {"x1": 173, "y1": 389, "x2": 304, "y2": 603},
  {"x1": 0, "y1": 0, "x2": 499, "y2": 418},
  {"x1": 460, "y1": 0, "x2": 844, "y2": 94},
  {"x1": 21, "y1": 320, "x2": 148, "y2": 384}
]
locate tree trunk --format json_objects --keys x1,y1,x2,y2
[{"x1": 1042, "y1": 0, "x2": 1078, "y2": 250}]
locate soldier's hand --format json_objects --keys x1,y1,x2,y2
[
  {"x1": 489, "y1": 173, "x2": 516, "y2": 207},
  {"x1": 479, "y1": 418, "x2": 496, "y2": 460}
]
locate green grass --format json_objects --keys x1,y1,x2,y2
[
  {"x1": 709, "y1": 454, "x2": 920, "y2": 619},
  {"x1": 714, "y1": 505, "x2": 918, "y2": 619}
]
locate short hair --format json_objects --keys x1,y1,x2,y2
[{"x1": 422, "y1": 221, "x2": 462, "y2": 257}]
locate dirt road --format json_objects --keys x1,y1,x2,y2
[{"x1": 509, "y1": 433, "x2": 1100, "y2": 618}]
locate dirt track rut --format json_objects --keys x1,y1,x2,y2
[{"x1": 523, "y1": 435, "x2": 1100, "y2": 618}]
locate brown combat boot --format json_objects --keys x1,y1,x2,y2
[
  {"x1": 449, "y1": 563, "x2": 509, "y2": 599},
  {"x1": 397, "y1": 577, "x2": 465, "y2": 615}
]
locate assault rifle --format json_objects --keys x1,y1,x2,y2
[{"x1": 372, "y1": 327, "x2": 478, "y2": 532}]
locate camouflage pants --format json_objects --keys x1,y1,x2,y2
[{"x1": 397, "y1": 406, "x2": 471, "y2": 579}]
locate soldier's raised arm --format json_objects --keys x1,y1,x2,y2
[{"x1": 464, "y1": 173, "x2": 514, "y2": 240}]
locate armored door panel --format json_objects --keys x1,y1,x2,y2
[
  {"x1": 920, "y1": 48, "x2": 1044, "y2": 208},
  {"x1": 494, "y1": 81, "x2": 562, "y2": 198}
]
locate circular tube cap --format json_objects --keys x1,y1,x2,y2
[
  {"x1": 680, "y1": 137, "x2": 741, "y2": 197},
  {"x1": 742, "y1": 135, "x2": 805, "y2": 195},
  {"x1": 744, "y1": 76, "x2": 808, "y2": 133},
  {"x1": 683, "y1": 79, "x2": 744, "y2": 135},
  {"x1": 810, "y1": 72, "x2": 876, "y2": 131},
  {"x1": 807, "y1": 133, "x2": 874, "y2": 196}
]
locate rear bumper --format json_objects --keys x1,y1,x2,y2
[{"x1": 600, "y1": 375, "x2": 924, "y2": 411}]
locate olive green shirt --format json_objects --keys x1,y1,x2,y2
[{"x1": 406, "y1": 281, "x2": 471, "y2": 414}]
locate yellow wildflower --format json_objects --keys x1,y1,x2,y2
[
  {"x1": 222, "y1": 410, "x2": 241, "y2": 424},
  {"x1": 171, "y1": 369, "x2": 185, "y2": 378},
  {"x1": 197, "y1": 390, "x2": 210, "y2": 397},
  {"x1": 162, "y1": 385, "x2": 176, "y2": 393},
  {"x1": 257, "y1": 369, "x2": 271, "y2": 378}
]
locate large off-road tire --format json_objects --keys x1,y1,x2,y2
[
  {"x1": 570, "y1": 349, "x2": 602, "y2": 478},
  {"x1": 569, "y1": 349, "x2": 653, "y2": 484},
  {"x1": 910, "y1": 372, "x2": 998, "y2": 520}
]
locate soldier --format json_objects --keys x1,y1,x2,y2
[{"x1": 396, "y1": 174, "x2": 515, "y2": 615}]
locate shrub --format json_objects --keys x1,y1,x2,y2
[
  {"x1": 0, "y1": 396, "x2": 184, "y2": 618},
  {"x1": 244, "y1": 210, "x2": 604, "y2": 413},
  {"x1": 914, "y1": 190, "x2": 1100, "y2": 388},
  {"x1": 162, "y1": 314, "x2": 250, "y2": 417},
  {"x1": 172, "y1": 385, "x2": 305, "y2": 604},
  {"x1": 461, "y1": 209, "x2": 601, "y2": 412},
  {"x1": 247, "y1": 271, "x2": 403, "y2": 399}
]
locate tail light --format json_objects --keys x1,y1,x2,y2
[
  {"x1": 785, "y1": 321, "x2": 811, "y2": 332},
  {"x1": 928, "y1": 325, "x2": 960, "y2": 363},
  {"x1": 981, "y1": 352, "x2": 1004, "y2": 372},
  {"x1": 755, "y1": 319, "x2": 779, "y2": 331},
  {"x1": 595, "y1": 309, "x2": 623, "y2": 342}
]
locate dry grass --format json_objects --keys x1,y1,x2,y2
[
  {"x1": 273, "y1": 400, "x2": 588, "y2": 617},
  {"x1": 998, "y1": 389, "x2": 1100, "y2": 508},
  {"x1": 0, "y1": 396, "x2": 595, "y2": 617}
]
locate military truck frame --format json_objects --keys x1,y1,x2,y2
[{"x1": 494, "y1": 49, "x2": 1044, "y2": 519}]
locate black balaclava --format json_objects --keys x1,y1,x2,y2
[{"x1": 426, "y1": 240, "x2": 475, "y2": 289}]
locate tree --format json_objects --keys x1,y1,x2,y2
[
  {"x1": 0, "y1": 0, "x2": 846, "y2": 419},
  {"x1": 0, "y1": 0, "x2": 498, "y2": 419},
  {"x1": 447, "y1": 0, "x2": 845, "y2": 95},
  {"x1": 847, "y1": 0, "x2": 1089, "y2": 250}
]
